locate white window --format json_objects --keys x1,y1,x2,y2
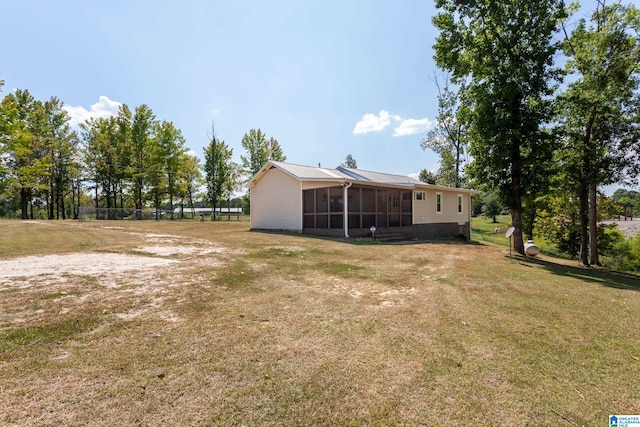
[
  {"x1": 457, "y1": 194, "x2": 463, "y2": 214},
  {"x1": 436, "y1": 192, "x2": 442, "y2": 213},
  {"x1": 415, "y1": 191, "x2": 425, "y2": 201}
]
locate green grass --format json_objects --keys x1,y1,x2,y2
[
  {"x1": 471, "y1": 214, "x2": 512, "y2": 245},
  {"x1": 0, "y1": 219, "x2": 639, "y2": 425},
  {"x1": 0, "y1": 316, "x2": 100, "y2": 352}
]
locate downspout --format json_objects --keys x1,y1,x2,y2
[{"x1": 343, "y1": 181, "x2": 352, "y2": 238}]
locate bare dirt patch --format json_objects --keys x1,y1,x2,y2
[
  {"x1": 0, "y1": 228, "x2": 234, "y2": 331},
  {"x1": 0, "y1": 253, "x2": 176, "y2": 284}
]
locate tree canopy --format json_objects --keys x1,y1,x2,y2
[
  {"x1": 204, "y1": 123, "x2": 233, "y2": 221},
  {"x1": 240, "y1": 129, "x2": 286, "y2": 179},
  {"x1": 420, "y1": 76, "x2": 467, "y2": 188},
  {"x1": 433, "y1": 0, "x2": 567, "y2": 254},
  {"x1": 556, "y1": 1, "x2": 640, "y2": 265}
]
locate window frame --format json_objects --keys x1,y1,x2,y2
[
  {"x1": 436, "y1": 192, "x2": 443, "y2": 214},
  {"x1": 457, "y1": 194, "x2": 463, "y2": 214}
]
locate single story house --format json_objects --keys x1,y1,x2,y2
[{"x1": 246, "y1": 161, "x2": 473, "y2": 240}]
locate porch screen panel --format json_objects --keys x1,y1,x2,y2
[
  {"x1": 316, "y1": 214, "x2": 328, "y2": 228},
  {"x1": 348, "y1": 214, "x2": 360, "y2": 228},
  {"x1": 377, "y1": 190, "x2": 387, "y2": 213},
  {"x1": 362, "y1": 188, "x2": 375, "y2": 212},
  {"x1": 316, "y1": 188, "x2": 328, "y2": 213},
  {"x1": 401, "y1": 191, "x2": 412, "y2": 213},
  {"x1": 303, "y1": 190, "x2": 314, "y2": 213},
  {"x1": 329, "y1": 187, "x2": 343, "y2": 213},
  {"x1": 376, "y1": 189, "x2": 387, "y2": 228},
  {"x1": 362, "y1": 214, "x2": 375, "y2": 228},
  {"x1": 348, "y1": 187, "x2": 360, "y2": 213},
  {"x1": 303, "y1": 215, "x2": 315, "y2": 228},
  {"x1": 401, "y1": 191, "x2": 412, "y2": 226},
  {"x1": 330, "y1": 214, "x2": 343, "y2": 229}
]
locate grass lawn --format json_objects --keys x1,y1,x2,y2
[{"x1": 1, "y1": 219, "x2": 639, "y2": 425}]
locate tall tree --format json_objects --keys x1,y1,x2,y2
[
  {"x1": 81, "y1": 116, "x2": 120, "y2": 216},
  {"x1": 433, "y1": 0, "x2": 566, "y2": 254},
  {"x1": 223, "y1": 161, "x2": 241, "y2": 220},
  {"x1": 147, "y1": 136, "x2": 167, "y2": 220},
  {"x1": 204, "y1": 123, "x2": 233, "y2": 221},
  {"x1": 1, "y1": 90, "x2": 52, "y2": 219},
  {"x1": 41, "y1": 97, "x2": 78, "y2": 219},
  {"x1": 341, "y1": 154, "x2": 358, "y2": 169},
  {"x1": 421, "y1": 75, "x2": 467, "y2": 188},
  {"x1": 240, "y1": 128, "x2": 286, "y2": 178},
  {"x1": 113, "y1": 105, "x2": 133, "y2": 209},
  {"x1": 155, "y1": 120, "x2": 187, "y2": 220},
  {"x1": 558, "y1": 1, "x2": 640, "y2": 266},
  {"x1": 131, "y1": 104, "x2": 156, "y2": 214},
  {"x1": 176, "y1": 153, "x2": 202, "y2": 219}
]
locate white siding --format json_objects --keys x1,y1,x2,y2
[
  {"x1": 250, "y1": 167, "x2": 303, "y2": 231},
  {"x1": 413, "y1": 189, "x2": 470, "y2": 224}
]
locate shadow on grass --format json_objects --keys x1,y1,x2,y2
[
  {"x1": 247, "y1": 230, "x2": 473, "y2": 246},
  {"x1": 514, "y1": 255, "x2": 640, "y2": 292}
]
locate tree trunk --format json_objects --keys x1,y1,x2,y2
[
  {"x1": 154, "y1": 191, "x2": 160, "y2": 221},
  {"x1": 455, "y1": 131, "x2": 461, "y2": 188},
  {"x1": 95, "y1": 183, "x2": 99, "y2": 219},
  {"x1": 168, "y1": 173, "x2": 174, "y2": 220},
  {"x1": 20, "y1": 187, "x2": 28, "y2": 220},
  {"x1": 511, "y1": 209, "x2": 525, "y2": 255},
  {"x1": 60, "y1": 186, "x2": 66, "y2": 220},
  {"x1": 509, "y1": 92, "x2": 525, "y2": 255},
  {"x1": 589, "y1": 184, "x2": 600, "y2": 266},
  {"x1": 46, "y1": 188, "x2": 54, "y2": 220},
  {"x1": 510, "y1": 150, "x2": 525, "y2": 254},
  {"x1": 579, "y1": 183, "x2": 590, "y2": 266},
  {"x1": 72, "y1": 181, "x2": 78, "y2": 220},
  {"x1": 188, "y1": 187, "x2": 195, "y2": 219}
]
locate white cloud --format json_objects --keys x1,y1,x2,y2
[
  {"x1": 354, "y1": 110, "x2": 432, "y2": 137},
  {"x1": 392, "y1": 118, "x2": 432, "y2": 137},
  {"x1": 353, "y1": 110, "x2": 393, "y2": 134},
  {"x1": 63, "y1": 96, "x2": 122, "y2": 127}
]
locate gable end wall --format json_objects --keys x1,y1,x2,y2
[{"x1": 250, "y1": 168, "x2": 302, "y2": 231}]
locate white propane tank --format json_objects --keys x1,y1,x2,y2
[{"x1": 524, "y1": 240, "x2": 540, "y2": 257}]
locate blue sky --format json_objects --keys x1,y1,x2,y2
[{"x1": 1, "y1": 0, "x2": 444, "y2": 179}]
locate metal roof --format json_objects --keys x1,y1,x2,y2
[
  {"x1": 248, "y1": 161, "x2": 473, "y2": 193},
  {"x1": 268, "y1": 161, "x2": 352, "y2": 180},
  {"x1": 336, "y1": 166, "x2": 423, "y2": 186}
]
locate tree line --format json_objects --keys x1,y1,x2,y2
[
  {"x1": 424, "y1": 0, "x2": 640, "y2": 266},
  {"x1": 0, "y1": 80, "x2": 286, "y2": 220}
]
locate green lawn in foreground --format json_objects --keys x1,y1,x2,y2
[{"x1": 0, "y1": 220, "x2": 638, "y2": 425}]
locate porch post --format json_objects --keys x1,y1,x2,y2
[{"x1": 343, "y1": 182, "x2": 352, "y2": 238}]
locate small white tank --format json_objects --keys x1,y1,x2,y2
[{"x1": 524, "y1": 240, "x2": 540, "y2": 257}]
